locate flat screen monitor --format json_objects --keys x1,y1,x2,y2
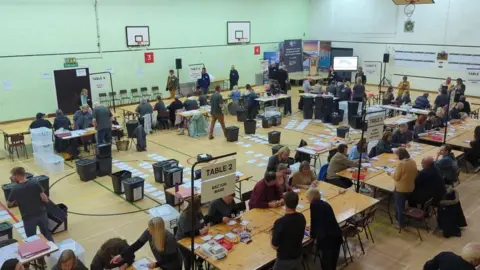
[{"x1": 333, "y1": 57, "x2": 358, "y2": 71}]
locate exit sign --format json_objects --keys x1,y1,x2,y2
[
  {"x1": 64, "y1": 62, "x2": 78, "y2": 68},
  {"x1": 64, "y1": 57, "x2": 78, "y2": 68}
]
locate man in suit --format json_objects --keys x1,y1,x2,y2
[
  {"x1": 229, "y1": 65, "x2": 239, "y2": 90},
  {"x1": 197, "y1": 67, "x2": 211, "y2": 95}
]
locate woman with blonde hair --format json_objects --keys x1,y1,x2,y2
[
  {"x1": 267, "y1": 146, "x2": 290, "y2": 172},
  {"x1": 111, "y1": 217, "x2": 182, "y2": 270},
  {"x1": 52, "y1": 250, "x2": 87, "y2": 270},
  {"x1": 424, "y1": 242, "x2": 480, "y2": 269}
]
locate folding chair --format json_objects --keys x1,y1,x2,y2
[
  {"x1": 131, "y1": 88, "x2": 141, "y2": 103},
  {"x1": 119, "y1": 89, "x2": 131, "y2": 105}
]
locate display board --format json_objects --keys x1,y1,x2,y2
[
  {"x1": 333, "y1": 56, "x2": 358, "y2": 71},
  {"x1": 393, "y1": 50, "x2": 436, "y2": 68},
  {"x1": 448, "y1": 53, "x2": 480, "y2": 71},
  {"x1": 227, "y1": 21, "x2": 251, "y2": 44}
]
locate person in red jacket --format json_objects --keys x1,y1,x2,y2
[{"x1": 248, "y1": 172, "x2": 284, "y2": 209}]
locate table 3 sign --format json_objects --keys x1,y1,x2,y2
[{"x1": 201, "y1": 160, "x2": 237, "y2": 203}]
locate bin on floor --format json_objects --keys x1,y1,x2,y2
[
  {"x1": 164, "y1": 167, "x2": 184, "y2": 188},
  {"x1": 262, "y1": 117, "x2": 272, "y2": 128},
  {"x1": 164, "y1": 184, "x2": 182, "y2": 207},
  {"x1": 46, "y1": 201, "x2": 68, "y2": 234},
  {"x1": 226, "y1": 126, "x2": 239, "y2": 142},
  {"x1": 111, "y1": 170, "x2": 132, "y2": 194},
  {"x1": 0, "y1": 222, "x2": 13, "y2": 241},
  {"x1": 153, "y1": 159, "x2": 178, "y2": 184},
  {"x1": 96, "y1": 157, "x2": 112, "y2": 177},
  {"x1": 236, "y1": 109, "x2": 247, "y2": 122},
  {"x1": 331, "y1": 111, "x2": 343, "y2": 125},
  {"x1": 268, "y1": 131, "x2": 281, "y2": 144},
  {"x1": 2, "y1": 183, "x2": 16, "y2": 208},
  {"x1": 337, "y1": 126, "x2": 350, "y2": 138},
  {"x1": 10, "y1": 172, "x2": 33, "y2": 183},
  {"x1": 31, "y1": 175, "x2": 50, "y2": 196},
  {"x1": 272, "y1": 145, "x2": 284, "y2": 155},
  {"x1": 272, "y1": 115, "x2": 282, "y2": 126},
  {"x1": 76, "y1": 159, "x2": 97, "y2": 182},
  {"x1": 123, "y1": 177, "x2": 145, "y2": 202},
  {"x1": 95, "y1": 143, "x2": 112, "y2": 159},
  {"x1": 244, "y1": 120, "x2": 257, "y2": 135}
]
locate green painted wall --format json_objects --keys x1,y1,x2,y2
[{"x1": 0, "y1": 0, "x2": 309, "y2": 121}]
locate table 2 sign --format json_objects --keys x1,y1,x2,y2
[{"x1": 200, "y1": 159, "x2": 236, "y2": 203}]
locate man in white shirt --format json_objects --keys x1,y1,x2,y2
[{"x1": 303, "y1": 78, "x2": 314, "y2": 94}]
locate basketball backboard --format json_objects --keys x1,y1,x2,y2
[
  {"x1": 392, "y1": 0, "x2": 434, "y2": 4},
  {"x1": 126, "y1": 26, "x2": 150, "y2": 47}
]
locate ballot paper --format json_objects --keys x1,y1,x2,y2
[
  {"x1": 201, "y1": 235, "x2": 212, "y2": 241},
  {"x1": 254, "y1": 154, "x2": 264, "y2": 158},
  {"x1": 242, "y1": 144, "x2": 252, "y2": 147},
  {"x1": 145, "y1": 187, "x2": 157, "y2": 193},
  {"x1": 235, "y1": 171, "x2": 244, "y2": 177},
  {"x1": 151, "y1": 191, "x2": 165, "y2": 197},
  {"x1": 236, "y1": 141, "x2": 245, "y2": 145},
  {"x1": 227, "y1": 220, "x2": 237, "y2": 226},
  {"x1": 257, "y1": 163, "x2": 266, "y2": 167},
  {"x1": 247, "y1": 159, "x2": 257, "y2": 163},
  {"x1": 240, "y1": 220, "x2": 249, "y2": 226}
]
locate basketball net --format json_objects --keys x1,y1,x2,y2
[
  {"x1": 236, "y1": 38, "x2": 248, "y2": 45},
  {"x1": 405, "y1": 0, "x2": 416, "y2": 17}
]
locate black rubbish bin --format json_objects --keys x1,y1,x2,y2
[
  {"x1": 153, "y1": 159, "x2": 178, "y2": 184},
  {"x1": 262, "y1": 117, "x2": 272, "y2": 128},
  {"x1": 96, "y1": 157, "x2": 113, "y2": 177},
  {"x1": 197, "y1": 154, "x2": 212, "y2": 162},
  {"x1": 0, "y1": 222, "x2": 13, "y2": 241},
  {"x1": 272, "y1": 145, "x2": 284, "y2": 155},
  {"x1": 337, "y1": 126, "x2": 350, "y2": 138},
  {"x1": 164, "y1": 167, "x2": 184, "y2": 188},
  {"x1": 347, "y1": 101, "x2": 360, "y2": 119},
  {"x1": 244, "y1": 120, "x2": 257, "y2": 135},
  {"x1": 272, "y1": 115, "x2": 282, "y2": 126},
  {"x1": 96, "y1": 143, "x2": 112, "y2": 159},
  {"x1": 126, "y1": 120, "x2": 139, "y2": 139},
  {"x1": 303, "y1": 97, "x2": 314, "y2": 119},
  {"x1": 123, "y1": 177, "x2": 145, "y2": 202},
  {"x1": 268, "y1": 131, "x2": 281, "y2": 144},
  {"x1": 2, "y1": 183, "x2": 16, "y2": 208},
  {"x1": 349, "y1": 115, "x2": 364, "y2": 130},
  {"x1": 331, "y1": 112, "x2": 342, "y2": 125},
  {"x1": 76, "y1": 159, "x2": 97, "y2": 182},
  {"x1": 111, "y1": 170, "x2": 132, "y2": 194},
  {"x1": 46, "y1": 201, "x2": 68, "y2": 234},
  {"x1": 10, "y1": 172, "x2": 33, "y2": 183},
  {"x1": 226, "y1": 126, "x2": 239, "y2": 142},
  {"x1": 164, "y1": 184, "x2": 181, "y2": 207},
  {"x1": 31, "y1": 175, "x2": 50, "y2": 196},
  {"x1": 236, "y1": 109, "x2": 247, "y2": 122}
]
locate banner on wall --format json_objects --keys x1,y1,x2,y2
[
  {"x1": 188, "y1": 64, "x2": 203, "y2": 81},
  {"x1": 303, "y1": 40, "x2": 320, "y2": 72},
  {"x1": 364, "y1": 62, "x2": 379, "y2": 75},
  {"x1": 319, "y1": 41, "x2": 332, "y2": 71},
  {"x1": 264, "y1": 52, "x2": 280, "y2": 65},
  {"x1": 283, "y1": 39, "x2": 303, "y2": 73},
  {"x1": 467, "y1": 69, "x2": 480, "y2": 84}
]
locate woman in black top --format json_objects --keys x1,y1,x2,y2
[
  {"x1": 352, "y1": 77, "x2": 366, "y2": 102},
  {"x1": 424, "y1": 242, "x2": 480, "y2": 270},
  {"x1": 465, "y1": 126, "x2": 480, "y2": 167},
  {"x1": 306, "y1": 188, "x2": 342, "y2": 270},
  {"x1": 434, "y1": 89, "x2": 450, "y2": 110},
  {"x1": 453, "y1": 78, "x2": 466, "y2": 102},
  {"x1": 382, "y1": 87, "x2": 395, "y2": 105},
  {"x1": 267, "y1": 146, "x2": 290, "y2": 173},
  {"x1": 355, "y1": 67, "x2": 367, "y2": 85},
  {"x1": 167, "y1": 97, "x2": 183, "y2": 126},
  {"x1": 90, "y1": 238, "x2": 134, "y2": 270},
  {"x1": 111, "y1": 217, "x2": 182, "y2": 270}
]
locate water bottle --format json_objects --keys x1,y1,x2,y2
[{"x1": 175, "y1": 182, "x2": 179, "y2": 192}]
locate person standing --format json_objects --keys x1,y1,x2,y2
[
  {"x1": 166, "y1": 70, "x2": 179, "y2": 99},
  {"x1": 208, "y1": 86, "x2": 226, "y2": 140},
  {"x1": 355, "y1": 67, "x2": 367, "y2": 85},
  {"x1": 453, "y1": 78, "x2": 466, "y2": 102},
  {"x1": 135, "y1": 99, "x2": 153, "y2": 126},
  {"x1": 7, "y1": 167, "x2": 53, "y2": 241},
  {"x1": 397, "y1": 76, "x2": 410, "y2": 97},
  {"x1": 276, "y1": 66, "x2": 289, "y2": 92},
  {"x1": 79, "y1": 88, "x2": 91, "y2": 108},
  {"x1": 229, "y1": 65, "x2": 239, "y2": 90},
  {"x1": 197, "y1": 67, "x2": 210, "y2": 95},
  {"x1": 387, "y1": 148, "x2": 417, "y2": 229},
  {"x1": 269, "y1": 62, "x2": 279, "y2": 80},
  {"x1": 271, "y1": 191, "x2": 306, "y2": 270},
  {"x1": 92, "y1": 103, "x2": 113, "y2": 144},
  {"x1": 352, "y1": 77, "x2": 366, "y2": 102}
]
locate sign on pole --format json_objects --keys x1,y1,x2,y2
[
  {"x1": 200, "y1": 159, "x2": 236, "y2": 203},
  {"x1": 188, "y1": 64, "x2": 203, "y2": 81},
  {"x1": 365, "y1": 115, "x2": 385, "y2": 141}
]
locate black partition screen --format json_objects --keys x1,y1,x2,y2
[
  {"x1": 331, "y1": 48, "x2": 354, "y2": 82},
  {"x1": 54, "y1": 68, "x2": 91, "y2": 115}
]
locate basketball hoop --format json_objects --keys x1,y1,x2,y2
[
  {"x1": 404, "y1": 1, "x2": 416, "y2": 17},
  {"x1": 136, "y1": 41, "x2": 147, "y2": 47},
  {"x1": 236, "y1": 38, "x2": 248, "y2": 45}
]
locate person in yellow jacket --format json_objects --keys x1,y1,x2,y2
[
  {"x1": 397, "y1": 76, "x2": 410, "y2": 97},
  {"x1": 166, "y1": 70, "x2": 179, "y2": 99}
]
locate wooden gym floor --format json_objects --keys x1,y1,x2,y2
[{"x1": 1, "y1": 85, "x2": 480, "y2": 269}]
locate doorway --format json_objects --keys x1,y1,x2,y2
[{"x1": 54, "y1": 68, "x2": 91, "y2": 115}]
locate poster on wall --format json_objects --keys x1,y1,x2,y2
[
  {"x1": 260, "y1": 60, "x2": 269, "y2": 72},
  {"x1": 319, "y1": 41, "x2": 332, "y2": 71},
  {"x1": 467, "y1": 69, "x2": 480, "y2": 84},
  {"x1": 264, "y1": 52, "x2": 280, "y2": 65},
  {"x1": 188, "y1": 64, "x2": 203, "y2": 81},
  {"x1": 364, "y1": 62, "x2": 379, "y2": 75},
  {"x1": 89, "y1": 74, "x2": 110, "y2": 105},
  {"x1": 283, "y1": 39, "x2": 303, "y2": 73},
  {"x1": 303, "y1": 40, "x2": 320, "y2": 72}
]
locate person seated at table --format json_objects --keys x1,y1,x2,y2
[
  {"x1": 207, "y1": 194, "x2": 238, "y2": 225},
  {"x1": 111, "y1": 117, "x2": 124, "y2": 140},
  {"x1": 269, "y1": 80, "x2": 282, "y2": 95},
  {"x1": 458, "y1": 95, "x2": 471, "y2": 115},
  {"x1": 424, "y1": 242, "x2": 480, "y2": 270},
  {"x1": 348, "y1": 138, "x2": 369, "y2": 161},
  {"x1": 175, "y1": 198, "x2": 208, "y2": 270},
  {"x1": 395, "y1": 91, "x2": 411, "y2": 105},
  {"x1": 382, "y1": 86, "x2": 395, "y2": 105},
  {"x1": 434, "y1": 88, "x2": 450, "y2": 111},
  {"x1": 167, "y1": 96, "x2": 183, "y2": 126},
  {"x1": 375, "y1": 131, "x2": 397, "y2": 155},
  {"x1": 29, "y1": 112, "x2": 52, "y2": 129},
  {"x1": 435, "y1": 144, "x2": 459, "y2": 186},
  {"x1": 183, "y1": 94, "x2": 198, "y2": 111},
  {"x1": 414, "y1": 93, "x2": 430, "y2": 109},
  {"x1": 387, "y1": 148, "x2": 417, "y2": 228},
  {"x1": 338, "y1": 81, "x2": 351, "y2": 101},
  {"x1": 53, "y1": 109, "x2": 71, "y2": 131},
  {"x1": 249, "y1": 171, "x2": 284, "y2": 210},
  {"x1": 465, "y1": 126, "x2": 480, "y2": 168},
  {"x1": 198, "y1": 93, "x2": 208, "y2": 106},
  {"x1": 392, "y1": 123, "x2": 414, "y2": 145},
  {"x1": 230, "y1": 85, "x2": 241, "y2": 105},
  {"x1": 413, "y1": 115, "x2": 427, "y2": 140},
  {"x1": 326, "y1": 144, "x2": 359, "y2": 189},
  {"x1": 153, "y1": 95, "x2": 167, "y2": 114},
  {"x1": 52, "y1": 249, "x2": 88, "y2": 270},
  {"x1": 326, "y1": 81, "x2": 337, "y2": 96},
  {"x1": 292, "y1": 161, "x2": 318, "y2": 189},
  {"x1": 307, "y1": 187, "x2": 342, "y2": 270},
  {"x1": 426, "y1": 111, "x2": 445, "y2": 130},
  {"x1": 1, "y1": 259, "x2": 24, "y2": 270},
  {"x1": 90, "y1": 238, "x2": 134, "y2": 270},
  {"x1": 450, "y1": 102, "x2": 467, "y2": 120},
  {"x1": 267, "y1": 146, "x2": 290, "y2": 173},
  {"x1": 271, "y1": 191, "x2": 306, "y2": 270},
  {"x1": 408, "y1": 156, "x2": 446, "y2": 208},
  {"x1": 111, "y1": 217, "x2": 182, "y2": 270},
  {"x1": 397, "y1": 76, "x2": 410, "y2": 95},
  {"x1": 302, "y1": 78, "x2": 315, "y2": 94},
  {"x1": 277, "y1": 163, "x2": 292, "y2": 193}
]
